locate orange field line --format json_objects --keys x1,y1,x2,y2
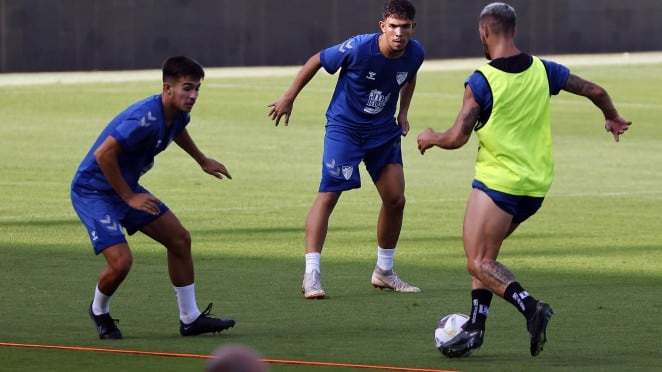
[{"x1": 0, "y1": 341, "x2": 459, "y2": 372}]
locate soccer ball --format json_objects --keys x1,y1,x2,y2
[{"x1": 434, "y1": 313, "x2": 471, "y2": 357}]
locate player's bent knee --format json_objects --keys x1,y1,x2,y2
[
  {"x1": 466, "y1": 259, "x2": 482, "y2": 277},
  {"x1": 384, "y1": 194, "x2": 406, "y2": 211},
  {"x1": 178, "y1": 229, "x2": 192, "y2": 248},
  {"x1": 165, "y1": 229, "x2": 193, "y2": 257},
  {"x1": 168, "y1": 228, "x2": 192, "y2": 249},
  {"x1": 111, "y1": 255, "x2": 133, "y2": 276},
  {"x1": 102, "y1": 244, "x2": 133, "y2": 275}
]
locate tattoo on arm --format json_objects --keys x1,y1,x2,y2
[
  {"x1": 564, "y1": 74, "x2": 589, "y2": 95},
  {"x1": 565, "y1": 74, "x2": 617, "y2": 119},
  {"x1": 461, "y1": 106, "x2": 480, "y2": 135}
]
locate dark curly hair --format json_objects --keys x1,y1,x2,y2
[{"x1": 381, "y1": 0, "x2": 416, "y2": 21}]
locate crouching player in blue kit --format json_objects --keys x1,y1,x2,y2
[
  {"x1": 268, "y1": 0, "x2": 424, "y2": 299},
  {"x1": 71, "y1": 56, "x2": 235, "y2": 339}
]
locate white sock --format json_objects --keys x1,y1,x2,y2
[
  {"x1": 377, "y1": 246, "x2": 395, "y2": 271},
  {"x1": 92, "y1": 285, "x2": 111, "y2": 315},
  {"x1": 305, "y1": 252, "x2": 321, "y2": 274},
  {"x1": 174, "y1": 284, "x2": 201, "y2": 324}
]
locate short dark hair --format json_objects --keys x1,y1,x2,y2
[
  {"x1": 162, "y1": 56, "x2": 205, "y2": 82},
  {"x1": 381, "y1": 0, "x2": 416, "y2": 21},
  {"x1": 479, "y1": 2, "x2": 516, "y2": 35}
]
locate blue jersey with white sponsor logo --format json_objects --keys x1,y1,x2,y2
[
  {"x1": 71, "y1": 95, "x2": 189, "y2": 194},
  {"x1": 320, "y1": 33, "x2": 424, "y2": 132}
]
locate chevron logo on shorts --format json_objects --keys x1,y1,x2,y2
[{"x1": 100, "y1": 214, "x2": 118, "y2": 231}]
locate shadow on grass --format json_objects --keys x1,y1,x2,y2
[{"x1": 2, "y1": 221, "x2": 661, "y2": 372}]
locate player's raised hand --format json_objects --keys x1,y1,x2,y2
[
  {"x1": 267, "y1": 98, "x2": 293, "y2": 126},
  {"x1": 605, "y1": 116, "x2": 632, "y2": 142}
]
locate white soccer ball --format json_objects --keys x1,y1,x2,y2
[{"x1": 434, "y1": 313, "x2": 470, "y2": 355}]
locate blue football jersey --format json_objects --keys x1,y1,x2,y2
[
  {"x1": 72, "y1": 95, "x2": 190, "y2": 194},
  {"x1": 320, "y1": 33, "x2": 424, "y2": 132}
]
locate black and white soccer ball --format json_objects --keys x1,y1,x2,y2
[{"x1": 434, "y1": 313, "x2": 472, "y2": 357}]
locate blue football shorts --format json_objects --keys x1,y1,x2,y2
[
  {"x1": 472, "y1": 179, "x2": 544, "y2": 224},
  {"x1": 70, "y1": 185, "x2": 169, "y2": 254},
  {"x1": 319, "y1": 124, "x2": 403, "y2": 192}
]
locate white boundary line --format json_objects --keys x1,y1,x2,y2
[{"x1": 0, "y1": 52, "x2": 661, "y2": 87}]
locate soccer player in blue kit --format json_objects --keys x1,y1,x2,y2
[
  {"x1": 417, "y1": 3, "x2": 631, "y2": 357},
  {"x1": 71, "y1": 56, "x2": 235, "y2": 339},
  {"x1": 268, "y1": 0, "x2": 424, "y2": 299}
]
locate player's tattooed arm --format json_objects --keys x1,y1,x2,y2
[
  {"x1": 417, "y1": 85, "x2": 478, "y2": 153},
  {"x1": 564, "y1": 74, "x2": 618, "y2": 120},
  {"x1": 563, "y1": 74, "x2": 589, "y2": 94},
  {"x1": 462, "y1": 106, "x2": 481, "y2": 135},
  {"x1": 439, "y1": 85, "x2": 479, "y2": 147}
]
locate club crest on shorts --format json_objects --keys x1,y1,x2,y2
[
  {"x1": 396, "y1": 72, "x2": 408, "y2": 85},
  {"x1": 341, "y1": 165, "x2": 353, "y2": 180}
]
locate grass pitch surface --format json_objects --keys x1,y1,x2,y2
[{"x1": 1, "y1": 53, "x2": 661, "y2": 371}]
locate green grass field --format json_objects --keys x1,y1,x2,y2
[{"x1": 1, "y1": 55, "x2": 661, "y2": 372}]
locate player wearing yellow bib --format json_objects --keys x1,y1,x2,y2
[
  {"x1": 475, "y1": 57, "x2": 554, "y2": 197},
  {"x1": 417, "y1": 2, "x2": 631, "y2": 358}
]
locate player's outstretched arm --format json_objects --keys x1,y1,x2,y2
[
  {"x1": 267, "y1": 53, "x2": 323, "y2": 126},
  {"x1": 563, "y1": 74, "x2": 632, "y2": 142},
  {"x1": 417, "y1": 85, "x2": 478, "y2": 154},
  {"x1": 175, "y1": 129, "x2": 232, "y2": 180},
  {"x1": 198, "y1": 158, "x2": 232, "y2": 180}
]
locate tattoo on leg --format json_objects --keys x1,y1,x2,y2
[{"x1": 483, "y1": 261, "x2": 515, "y2": 287}]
